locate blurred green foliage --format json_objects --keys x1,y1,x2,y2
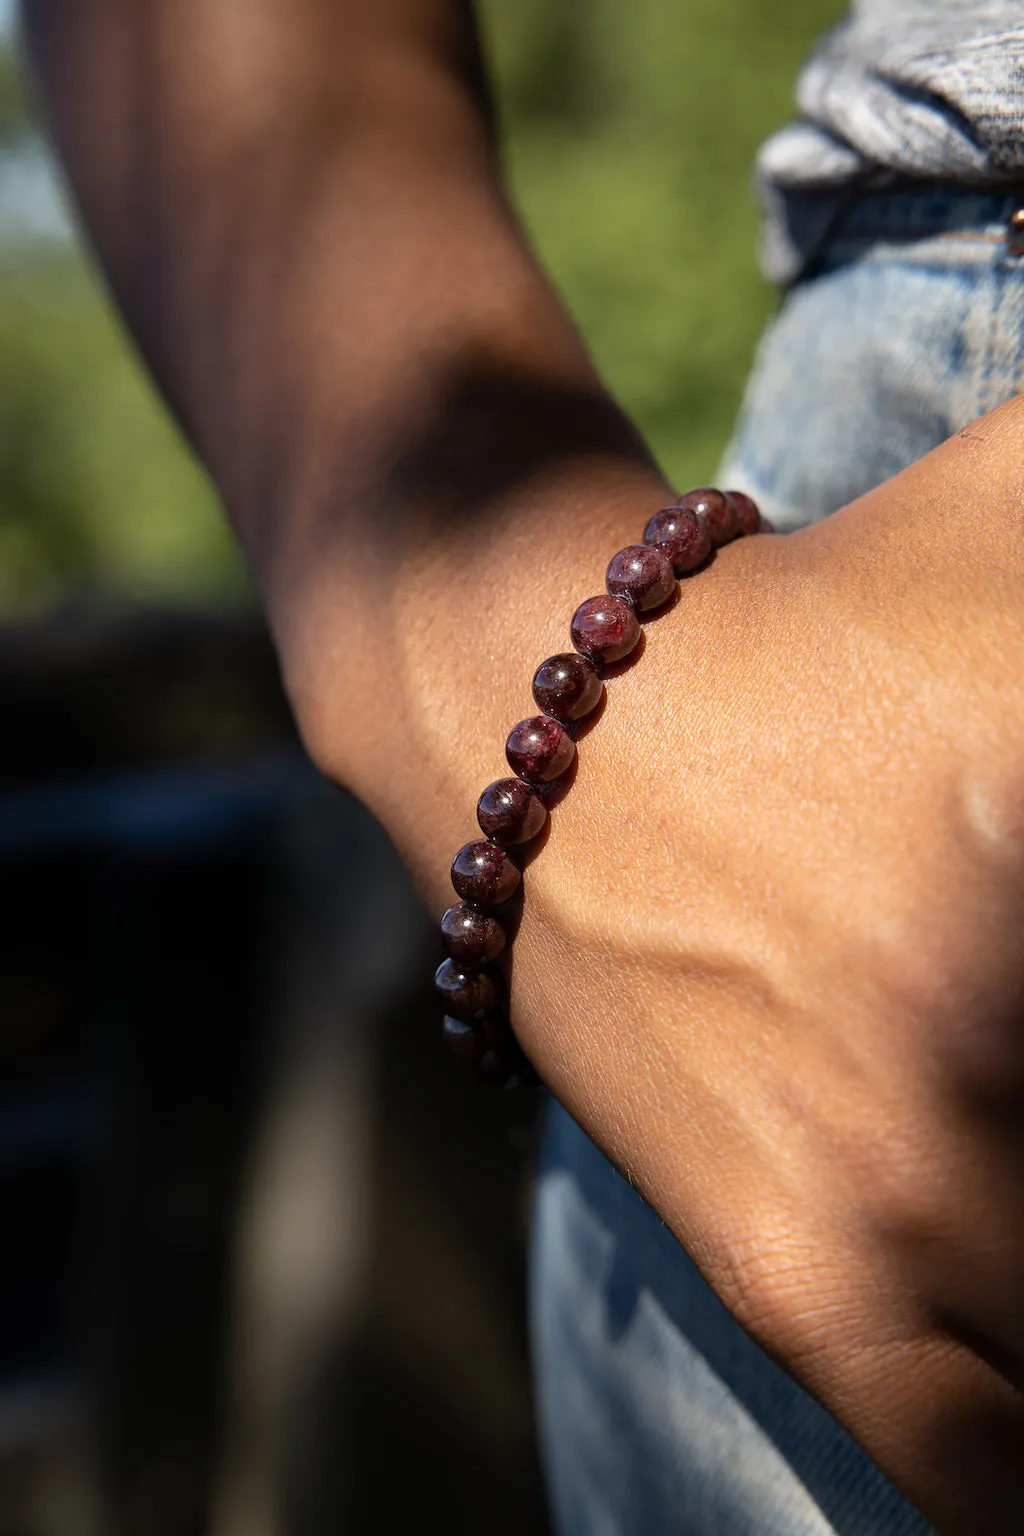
[
  {"x1": 0, "y1": 0, "x2": 839, "y2": 613},
  {"x1": 0, "y1": 255, "x2": 243, "y2": 609},
  {"x1": 480, "y1": 0, "x2": 840, "y2": 484}
]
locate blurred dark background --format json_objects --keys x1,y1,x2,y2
[{"x1": 0, "y1": 2, "x2": 838, "y2": 1532}]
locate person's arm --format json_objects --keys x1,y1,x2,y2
[
  {"x1": 23, "y1": 5, "x2": 1024, "y2": 1531},
  {"x1": 20, "y1": 0, "x2": 667, "y2": 776}
]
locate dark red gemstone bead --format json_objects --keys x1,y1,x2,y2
[
  {"x1": 643, "y1": 505, "x2": 711, "y2": 574},
  {"x1": 477, "y1": 777, "x2": 547, "y2": 845},
  {"x1": 441, "y1": 903, "x2": 505, "y2": 964},
  {"x1": 675, "y1": 487, "x2": 737, "y2": 547},
  {"x1": 532, "y1": 652, "x2": 603, "y2": 724},
  {"x1": 570, "y1": 594, "x2": 640, "y2": 665},
  {"x1": 443, "y1": 1014, "x2": 509, "y2": 1062},
  {"x1": 725, "y1": 488, "x2": 761, "y2": 537},
  {"x1": 605, "y1": 543, "x2": 676, "y2": 612},
  {"x1": 506, "y1": 716, "x2": 575, "y2": 784},
  {"x1": 442, "y1": 1015, "x2": 490, "y2": 1063},
  {"x1": 451, "y1": 840, "x2": 521, "y2": 905},
  {"x1": 759, "y1": 514, "x2": 775, "y2": 533},
  {"x1": 434, "y1": 958, "x2": 497, "y2": 1020}
]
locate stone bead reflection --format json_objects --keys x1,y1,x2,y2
[
  {"x1": 440, "y1": 902, "x2": 505, "y2": 964},
  {"x1": 674, "y1": 487, "x2": 737, "y2": 547},
  {"x1": 605, "y1": 543, "x2": 676, "y2": 611},
  {"x1": 434, "y1": 958, "x2": 497, "y2": 1020},
  {"x1": 506, "y1": 715, "x2": 575, "y2": 784},
  {"x1": 532, "y1": 652, "x2": 603, "y2": 723},
  {"x1": 441, "y1": 1014, "x2": 488, "y2": 1062},
  {"x1": 570, "y1": 594, "x2": 641, "y2": 665},
  {"x1": 477, "y1": 777, "x2": 548, "y2": 845},
  {"x1": 643, "y1": 505, "x2": 711, "y2": 574},
  {"x1": 450, "y1": 839, "x2": 521, "y2": 905}
]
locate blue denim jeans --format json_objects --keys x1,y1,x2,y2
[{"x1": 531, "y1": 187, "x2": 1024, "y2": 1536}]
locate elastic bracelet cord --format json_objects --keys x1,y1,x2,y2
[{"x1": 435, "y1": 487, "x2": 772, "y2": 1089}]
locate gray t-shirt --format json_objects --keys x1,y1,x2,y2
[{"x1": 759, "y1": 1, "x2": 1024, "y2": 279}]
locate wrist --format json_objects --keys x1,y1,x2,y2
[{"x1": 277, "y1": 447, "x2": 674, "y2": 840}]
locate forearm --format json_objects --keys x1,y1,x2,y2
[
  {"x1": 22, "y1": 0, "x2": 508, "y2": 458},
  {"x1": 22, "y1": 0, "x2": 1024, "y2": 861},
  {"x1": 22, "y1": 0, "x2": 665, "y2": 769}
]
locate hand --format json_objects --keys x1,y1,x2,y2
[{"x1": 297, "y1": 397, "x2": 1024, "y2": 1534}]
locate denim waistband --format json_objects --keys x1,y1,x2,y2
[{"x1": 763, "y1": 181, "x2": 1024, "y2": 284}]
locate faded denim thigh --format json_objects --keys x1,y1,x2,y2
[{"x1": 531, "y1": 187, "x2": 1024, "y2": 1536}]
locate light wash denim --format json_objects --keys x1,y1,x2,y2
[
  {"x1": 759, "y1": 5, "x2": 1024, "y2": 282},
  {"x1": 531, "y1": 186, "x2": 1024, "y2": 1536}
]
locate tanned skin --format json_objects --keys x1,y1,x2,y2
[{"x1": 21, "y1": 3, "x2": 1024, "y2": 1528}]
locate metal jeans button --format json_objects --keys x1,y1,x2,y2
[{"x1": 1007, "y1": 207, "x2": 1024, "y2": 255}]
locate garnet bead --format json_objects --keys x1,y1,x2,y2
[
  {"x1": 605, "y1": 544, "x2": 676, "y2": 612},
  {"x1": 725, "y1": 488, "x2": 761, "y2": 537},
  {"x1": 506, "y1": 716, "x2": 575, "y2": 784},
  {"x1": 532, "y1": 652, "x2": 603, "y2": 724},
  {"x1": 434, "y1": 958, "x2": 497, "y2": 1020},
  {"x1": 438, "y1": 483, "x2": 746, "y2": 1087},
  {"x1": 441, "y1": 903, "x2": 505, "y2": 964},
  {"x1": 442, "y1": 1013, "x2": 509, "y2": 1062},
  {"x1": 477, "y1": 777, "x2": 547, "y2": 845},
  {"x1": 570, "y1": 594, "x2": 640, "y2": 665},
  {"x1": 675, "y1": 487, "x2": 737, "y2": 547},
  {"x1": 643, "y1": 505, "x2": 711, "y2": 574},
  {"x1": 442, "y1": 1015, "x2": 490, "y2": 1063},
  {"x1": 451, "y1": 840, "x2": 521, "y2": 905}
]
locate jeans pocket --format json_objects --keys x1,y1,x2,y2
[{"x1": 718, "y1": 243, "x2": 1024, "y2": 529}]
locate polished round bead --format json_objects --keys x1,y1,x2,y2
[
  {"x1": 506, "y1": 716, "x2": 575, "y2": 784},
  {"x1": 442, "y1": 1014, "x2": 509, "y2": 1064},
  {"x1": 442, "y1": 1015, "x2": 489, "y2": 1063},
  {"x1": 605, "y1": 544, "x2": 676, "y2": 612},
  {"x1": 643, "y1": 505, "x2": 711, "y2": 574},
  {"x1": 759, "y1": 514, "x2": 775, "y2": 534},
  {"x1": 532, "y1": 652, "x2": 603, "y2": 724},
  {"x1": 676, "y1": 487, "x2": 737, "y2": 547},
  {"x1": 441, "y1": 902, "x2": 505, "y2": 964},
  {"x1": 434, "y1": 958, "x2": 497, "y2": 1021},
  {"x1": 570, "y1": 594, "x2": 641, "y2": 665},
  {"x1": 451, "y1": 840, "x2": 521, "y2": 905},
  {"x1": 477, "y1": 777, "x2": 547, "y2": 845},
  {"x1": 725, "y1": 488, "x2": 761, "y2": 537}
]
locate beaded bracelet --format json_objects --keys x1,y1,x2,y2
[{"x1": 435, "y1": 486, "x2": 771, "y2": 1088}]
